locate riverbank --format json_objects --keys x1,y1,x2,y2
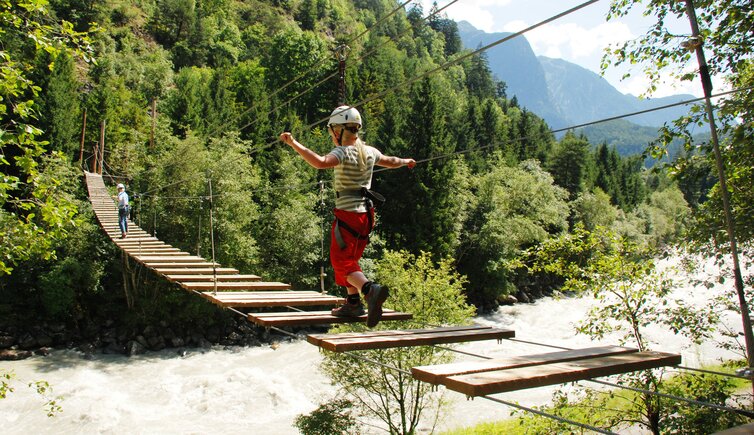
[{"x1": 2, "y1": 253, "x2": 749, "y2": 433}]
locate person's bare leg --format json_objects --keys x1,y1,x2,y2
[
  {"x1": 346, "y1": 272, "x2": 368, "y2": 293},
  {"x1": 348, "y1": 271, "x2": 388, "y2": 327}
]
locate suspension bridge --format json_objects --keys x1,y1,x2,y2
[{"x1": 85, "y1": 169, "x2": 681, "y2": 406}]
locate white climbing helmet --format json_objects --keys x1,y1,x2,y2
[
  {"x1": 328, "y1": 105, "x2": 362, "y2": 127},
  {"x1": 117, "y1": 183, "x2": 125, "y2": 189}
]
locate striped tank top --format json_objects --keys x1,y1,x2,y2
[{"x1": 328, "y1": 144, "x2": 383, "y2": 212}]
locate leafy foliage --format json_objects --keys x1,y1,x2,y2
[
  {"x1": 294, "y1": 398, "x2": 360, "y2": 435},
  {"x1": 320, "y1": 250, "x2": 474, "y2": 434}
]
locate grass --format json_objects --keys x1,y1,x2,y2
[{"x1": 440, "y1": 361, "x2": 752, "y2": 434}]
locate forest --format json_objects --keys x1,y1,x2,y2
[
  {"x1": 1, "y1": 0, "x2": 753, "y2": 432},
  {"x1": 1, "y1": 0, "x2": 709, "y2": 316}
]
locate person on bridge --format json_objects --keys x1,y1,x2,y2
[
  {"x1": 115, "y1": 183, "x2": 129, "y2": 239},
  {"x1": 280, "y1": 105, "x2": 415, "y2": 327}
]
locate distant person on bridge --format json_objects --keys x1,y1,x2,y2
[
  {"x1": 280, "y1": 105, "x2": 415, "y2": 327},
  {"x1": 115, "y1": 183, "x2": 129, "y2": 239}
]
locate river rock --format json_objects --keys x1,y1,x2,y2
[
  {"x1": 126, "y1": 340, "x2": 146, "y2": 356},
  {"x1": 18, "y1": 333, "x2": 38, "y2": 350},
  {"x1": 497, "y1": 294, "x2": 518, "y2": 305},
  {"x1": 35, "y1": 332, "x2": 53, "y2": 348},
  {"x1": 103, "y1": 342, "x2": 125, "y2": 355},
  {"x1": 516, "y1": 290, "x2": 531, "y2": 304},
  {"x1": 0, "y1": 335, "x2": 15, "y2": 348},
  {"x1": 0, "y1": 349, "x2": 32, "y2": 360},
  {"x1": 34, "y1": 347, "x2": 52, "y2": 356},
  {"x1": 147, "y1": 335, "x2": 166, "y2": 351}
]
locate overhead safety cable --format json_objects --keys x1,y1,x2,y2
[
  {"x1": 251, "y1": 0, "x2": 603, "y2": 156},
  {"x1": 204, "y1": 0, "x2": 417, "y2": 141},
  {"x1": 238, "y1": 0, "x2": 460, "y2": 134},
  {"x1": 138, "y1": 0, "x2": 598, "y2": 198}
]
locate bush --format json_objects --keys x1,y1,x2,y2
[{"x1": 294, "y1": 398, "x2": 359, "y2": 435}]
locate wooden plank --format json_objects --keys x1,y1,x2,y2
[
  {"x1": 249, "y1": 310, "x2": 413, "y2": 327},
  {"x1": 113, "y1": 237, "x2": 161, "y2": 242},
  {"x1": 154, "y1": 267, "x2": 240, "y2": 275},
  {"x1": 178, "y1": 281, "x2": 290, "y2": 291},
  {"x1": 133, "y1": 255, "x2": 207, "y2": 262},
  {"x1": 121, "y1": 247, "x2": 182, "y2": 253},
  {"x1": 164, "y1": 274, "x2": 261, "y2": 282},
  {"x1": 307, "y1": 326, "x2": 515, "y2": 352},
  {"x1": 144, "y1": 262, "x2": 221, "y2": 268},
  {"x1": 441, "y1": 351, "x2": 681, "y2": 397},
  {"x1": 115, "y1": 240, "x2": 163, "y2": 245},
  {"x1": 412, "y1": 346, "x2": 639, "y2": 385},
  {"x1": 125, "y1": 251, "x2": 188, "y2": 256},
  {"x1": 202, "y1": 291, "x2": 344, "y2": 308}
]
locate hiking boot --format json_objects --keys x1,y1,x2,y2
[
  {"x1": 365, "y1": 283, "x2": 389, "y2": 327},
  {"x1": 331, "y1": 303, "x2": 365, "y2": 318}
]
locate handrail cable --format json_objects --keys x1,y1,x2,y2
[
  {"x1": 429, "y1": 336, "x2": 754, "y2": 418},
  {"x1": 138, "y1": 85, "x2": 750, "y2": 203},
  {"x1": 673, "y1": 364, "x2": 753, "y2": 380},
  {"x1": 374, "y1": 85, "x2": 751, "y2": 173},
  {"x1": 237, "y1": 0, "x2": 460, "y2": 134}
]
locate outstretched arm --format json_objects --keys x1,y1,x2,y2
[
  {"x1": 377, "y1": 154, "x2": 416, "y2": 169},
  {"x1": 279, "y1": 132, "x2": 339, "y2": 169}
]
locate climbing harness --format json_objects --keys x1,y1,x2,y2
[{"x1": 332, "y1": 187, "x2": 384, "y2": 249}]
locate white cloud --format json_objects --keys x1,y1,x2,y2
[
  {"x1": 525, "y1": 21, "x2": 634, "y2": 63},
  {"x1": 419, "y1": 0, "x2": 512, "y2": 33},
  {"x1": 608, "y1": 68, "x2": 705, "y2": 98},
  {"x1": 502, "y1": 19, "x2": 527, "y2": 33}
]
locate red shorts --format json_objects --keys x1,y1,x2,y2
[{"x1": 330, "y1": 208, "x2": 374, "y2": 287}]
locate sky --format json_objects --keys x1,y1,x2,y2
[{"x1": 419, "y1": 0, "x2": 708, "y2": 98}]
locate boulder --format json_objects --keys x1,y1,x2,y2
[
  {"x1": 0, "y1": 335, "x2": 15, "y2": 349},
  {"x1": 0, "y1": 349, "x2": 32, "y2": 360}
]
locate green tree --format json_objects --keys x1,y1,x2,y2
[
  {"x1": 548, "y1": 131, "x2": 591, "y2": 199},
  {"x1": 37, "y1": 51, "x2": 81, "y2": 158},
  {"x1": 570, "y1": 188, "x2": 619, "y2": 231},
  {"x1": 320, "y1": 250, "x2": 475, "y2": 434},
  {"x1": 294, "y1": 398, "x2": 360, "y2": 435},
  {"x1": 149, "y1": 0, "x2": 196, "y2": 47},
  {"x1": 521, "y1": 230, "x2": 731, "y2": 434},
  {"x1": 378, "y1": 76, "x2": 466, "y2": 259},
  {"x1": 0, "y1": 0, "x2": 93, "y2": 275},
  {"x1": 262, "y1": 28, "x2": 332, "y2": 122},
  {"x1": 457, "y1": 158, "x2": 569, "y2": 309},
  {"x1": 603, "y1": 0, "x2": 753, "y2": 248}
]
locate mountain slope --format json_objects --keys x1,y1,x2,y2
[
  {"x1": 457, "y1": 20, "x2": 699, "y2": 154},
  {"x1": 539, "y1": 57, "x2": 695, "y2": 128},
  {"x1": 456, "y1": 21, "x2": 568, "y2": 128}
]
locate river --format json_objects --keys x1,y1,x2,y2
[{"x1": 1, "y1": 255, "x2": 747, "y2": 434}]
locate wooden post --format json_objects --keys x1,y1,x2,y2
[
  {"x1": 78, "y1": 108, "x2": 87, "y2": 165},
  {"x1": 334, "y1": 45, "x2": 350, "y2": 106},
  {"x1": 682, "y1": 0, "x2": 754, "y2": 376},
  {"x1": 91, "y1": 141, "x2": 98, "y2": 173},
  {"x1": 150, "y1": 98, "x2": 156, "y2": 149},
  {"x1": 98, "y1": 120, "x2": 105, "y2": 174}
]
